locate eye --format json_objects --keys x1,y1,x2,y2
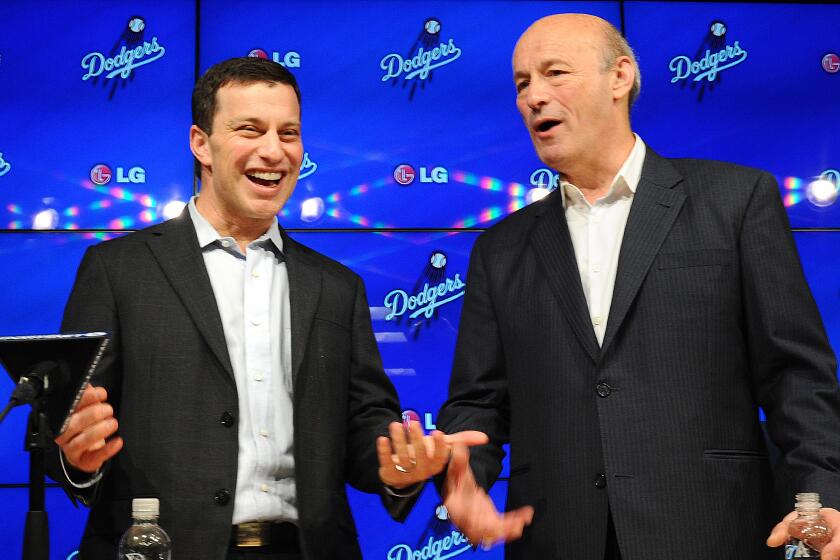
[
  {"x1": 547, "y1": 68, "x2": 568, "y2": 78},
  {"x1": 280, "y1": 128, "x2": 301, "y2": 140},
  {"x1": 515, "y1": 79, "x2": 529, "y2": 93}
]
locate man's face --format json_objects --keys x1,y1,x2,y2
[
  {"x1": 512, "y1": 20, "x2": 616, "y2": 170},
  {"x1": 192, "y1": 81, "x2": 303, "y2": 225}
]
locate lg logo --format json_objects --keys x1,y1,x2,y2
[
  {"x1": 90, "y1": 164, "x2": 146, "y2": 185},
  {"x1": 393, "y1": 164, "x2": 448, "y2": 185}
]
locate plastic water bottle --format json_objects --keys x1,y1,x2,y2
[
  {"x1": 785, "y1": 492, "x2": 833, "y2": 558},
  {"x1": 118, "y1": 498, "x2": 172, "y2": 560}
]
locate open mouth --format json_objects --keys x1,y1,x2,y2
[
  {"x1": 536, "y1": 120, "x2": 562, "y2": 133},
  {"x1": 246, "y1": 171, "x2": 283, "y2": 187}
]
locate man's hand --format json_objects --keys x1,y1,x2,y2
[
  {"x1": 377, "y1": 421, "x2": 487, "y2": 489},
  {"x1": 444, "y1": 444, "x2": 534, "y2": 550},
  {"x1": 54, "y1": 385, "x2": 123, "y2": 473},
  {"x1": 767, "y1": 508, "x2": 840, "y2": 559}
]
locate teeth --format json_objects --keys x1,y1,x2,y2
[{"x1": 249, "y1": 171, "x2": 282, "y2": 181}]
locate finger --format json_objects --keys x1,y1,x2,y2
[
  {"x1": 75, "y1": 436, "x2": 123, "y2": 473},
  {"x1": 442, "y1": 430, "x2": 489, "y2": 448},
  {"x1": 389, "y1": 421, "x2": 412, "y2": 470},
  {"x1": 426, "y1": 431, "x2": 449, "y2": 472},
  {"x1": 376, "y1": 436, "x2": 395, "y2": 468},
  {"x1": 406, "y1": 420, "x2": 425, "y2": 463},
  {"x1": 63, "y1": 417, "x2": 119, "y2": 465},
  {"x1": 445, "y1": 444, "x2": 470, "y2": 495},
  {"x1": 55, "y1": 402, "x2": 115, "y2": 446},
  {"x1": 766, "y1": 509, "x2": 798, "y2": 547},
  {"x1": 819, "y1": 509, "x2": 840, "y2": 560}
]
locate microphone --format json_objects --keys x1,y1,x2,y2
[{"x1": 0, "y1": 360, "x2": 70, "y2": 423}]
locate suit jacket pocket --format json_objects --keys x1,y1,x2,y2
[
  {"x1": 656, "y1": 249, "x2": 733, "y2": 269},
  {"x1": 703, "y1": 449, "x2": 768, "y2": 462}
]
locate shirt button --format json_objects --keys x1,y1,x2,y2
[
  {"x1": 254, "y1": 373, "x2": 264, "y2": 381},
  {"x1": 251, "y1": 269, "x2": 260, "y2": 278},
  {"x1": 592, "y1": 216, "x2": 601, "y2": 224},
  {"x1": 250, "y1": 318, "x2": 261, "y2": 326},
  {"x1": 214, "y1": 488, "x2": 231, "y2": 505},
  {"x1": 260, "y1": 484, "x2": 269, "y2": 493},
  {"x1": 592, "y1": 264, "x2": 601, "y2": 273},
  {"x1": 220, "y1": 411, "x2": 235, "y2": 427},
  {"x1": 594, "y1": 473, "x2": 607, "y2": 489},
  {"x1": 593, "y1": 316, "x2": 602, "y2": 326},
  {"x1": 596, "y1": 382, "x2": 612, "y2": 398},
  {"x1": 259, "y1": 429, "x2": 269, "y2": 438}
]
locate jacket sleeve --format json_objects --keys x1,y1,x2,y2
[
  {"x1": 740, "y1": 172, "x2": 840, "y2": 509},
  {"x1": 437, "y1": 234, "x2": 509, "y2": 492},
  {"x1": 45, "y1": 244, "x2": 123, "y2": 506},
  {"x1": 343, "y1": 274, "x2": 420, "y2": 520}
]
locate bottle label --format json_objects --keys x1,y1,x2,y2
[{"x1": 785, "y1": 540, "x2": 819, "y2": 558}]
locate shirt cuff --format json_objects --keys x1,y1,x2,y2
[{"x1": 59, "y1": 451, "x2": 103, "y2": 489}]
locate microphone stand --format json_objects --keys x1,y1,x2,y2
[{"x1": 22, "y1": 399, "x2": 49, "y2": 560}]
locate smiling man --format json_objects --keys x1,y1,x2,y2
[
  {"x1": 437, "y1": 14, "x2": 840, "y2": 560},
  {"x1": 48, "y1": 57, "x2": 460, "y2": 560}
]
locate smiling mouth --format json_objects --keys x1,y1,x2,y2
[
  {"x1": 246, "y1": 171, "x2": 284, "y2": 187},
  {"x1": 536, "y1": 120, "x2": 562, "y2": 133}
]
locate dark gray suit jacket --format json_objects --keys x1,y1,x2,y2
[
  {"x1": 52, "y1": 210, "x2": 410, "y2": 559},
  {"x1": 438, "y1": 149, "x2": 840, "y2": 560}
]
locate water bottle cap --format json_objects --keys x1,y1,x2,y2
[{"x1": 132, "y1": 497, "x2": 160, "y2": 518}]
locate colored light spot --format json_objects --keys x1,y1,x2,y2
[
  {"x1": 784, "y1": 177, "x2": 802, "y2": 191},
  {"x1": 64, "y1": 206, "x2": 80, "y2": 217},
  {"x1": 783, "y1": 192, "x2": 803, "y2": 207},
  {"x1": 479, "y1": 177, "x2": 503, "y2": 192},
  {"x1": 509, "y1": 200, "x2": 525, "y2": 212},
  {"x1": 139, "y1": 210, "x2": 155, "y2": 223},
  {"x1": 508, "y1": 182, "x2": 526, "y2": 197},
  {"x1": 7, "y1": 220, "x2": 23, "y2": 229},
  {"x1": 350, "y1": 184, "x2": 369, "y2": 196},
  {"x1": 6, "y1": 204, "x2": 22, "y2": 214}
]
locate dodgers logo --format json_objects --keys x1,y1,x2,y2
[
  {"x1": 530, "y1": 168, "x2": 559, "y2": 190},
  {"x1": 380, "y1": 18, "x2": 462, "y2": 100},
  {"x1": 383, "y1": 251, "x2": 466, "y2": 322},
  {"x1": 0, "y1": 152, "x2": 11, "y2": 177},
  {"x1": 81, "y1": 16, "x2": 166, "y2": 99},
  {"x1": 299, "y1": 152, "x2": 317, "y2": 179},
  {"x1": 669, "y1": 20, "x2": 747, "y2": 100},
  {"x1": 387, "y1": 532, "x2": 471, "y2": 560}
]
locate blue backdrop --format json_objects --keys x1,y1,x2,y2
[{"x1": 0, "y1": 2, "x2": 837, "y2": 559}]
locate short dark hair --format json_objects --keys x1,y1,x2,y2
[{"x1": 191, "y1": 57, "x2": 301, "y2": 177}]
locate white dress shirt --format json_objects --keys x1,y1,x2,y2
[
  {"x1": 561, "y1": 134, "x2": 646, "y2": 346},
  {"x1": 188, "y1": 198, "x2": 297, "y2": 524}
]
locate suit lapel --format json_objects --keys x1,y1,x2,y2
[
  {"x1": 530, "y1": 192, "x2": 601, "y2": 364},
  {"x1": 600, "y1": 150, "x2": 686, "y2": 355},
  {"x1": 145, "y1": 211, "x2": 234, "y2": 379},
  {"x1": 282, "y1": 232, "x2": 321, "y2": 389}
]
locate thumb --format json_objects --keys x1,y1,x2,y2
[{"x1": 446, "y1": 444, "x2": 470, "y2": 492}]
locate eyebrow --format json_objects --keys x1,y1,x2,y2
[{"x1": 225, "y1": 117, "x2": 301, "y2": 128}]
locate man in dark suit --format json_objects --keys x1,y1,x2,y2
[
  {"x1": 50, "y1": 57, "x2": 466, "y2": 559},
  {"x1": 437, "y1": 14, "x2": 840, "y2": 560}
]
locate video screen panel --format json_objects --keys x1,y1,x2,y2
[
  {"x1": 625, "y1": 2, "x2": 840, "y2": 228},
  {"x1": 199, "y1": 1, "x2": 620, "y2": 229},
  {"x1": 0, "y1": 487, "x2": 88, "y2": 560},
  {"x1": 0, "y1": 1, "x2": 195, "y2": 232}
]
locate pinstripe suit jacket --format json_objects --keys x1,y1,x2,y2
[
  {"x1": 51, "y1": 210, "x2": 410, "y2": 559},
  {"x1": 438, "y1": 149, "x2": 840, "y2": 560}
]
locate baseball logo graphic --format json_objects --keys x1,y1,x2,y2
[
  {"x1": 430, "y1": 251, "x2": 447, "y2": 269},
  {"x1": 709, "y1": 20, "x2": 726, "y2": 37},
  {"x1": 127, "y1": 16, "x2": 145, "y2": 33},
  {"x1": 424, "y1": 18, "x2": 441, "y2": 35}
]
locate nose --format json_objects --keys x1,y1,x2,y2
[
  {"x1": 256, "y1": 132, "x2": 285, "y2": 163},
  {"x1": 524, "y1": 76, "x2": 550, "y2": 111}
]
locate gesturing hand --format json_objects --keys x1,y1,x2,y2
[
  {"x1": 54, "y1": 385, "x2": 123, "y2": 473},
  {"x1": 443, "y1": 444, "x2": 534, "y2": 550},
  {"x1": 377, "y1": 420, "x2": 487, "y2": 489}
]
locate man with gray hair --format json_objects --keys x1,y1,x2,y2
[{"x1": 437, "y1": 13, "x2": 840, "y2": 560}]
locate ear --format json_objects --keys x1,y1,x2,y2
[
  {"x1": 611, "y1": 55, "x2": 635, "y2": 103},
  {"x1": 189, "y1": 125, "x2": 212, "y2": 170}
]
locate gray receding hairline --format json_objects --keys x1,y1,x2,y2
[{"x1": 601, "y1": 22, "x2": 641, "y2": 107}]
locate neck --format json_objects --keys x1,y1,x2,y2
[
  {"x1": 561, "y1": 130, "x2": 636, "y2": 204},
  {"x1": 195, "y1": 195, "x2": 271, "y2": 252}
]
